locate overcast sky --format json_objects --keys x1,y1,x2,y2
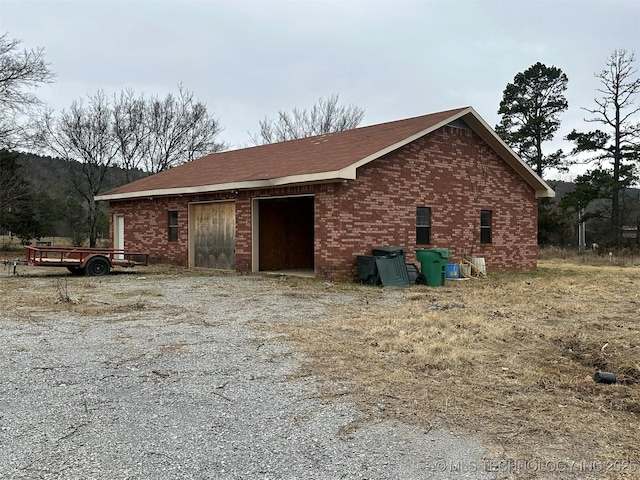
[{"x1": 1, "y1": 0, "x2": 639, "y2": 179}]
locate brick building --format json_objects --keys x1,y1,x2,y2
[{"x1": 96, "y1": 107, "x2": 554, "y2": 281}]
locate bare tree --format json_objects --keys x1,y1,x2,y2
[
  {"x1": 143, "y1": 85, "x2": 226, "y2": 173},
  {"x1": 37, "y1": 91, "x2": 119, "y2": 247},
  {"x1": 567, "y1": 49, "x2": 640, "y2": 244},
  {"x1": 114, "y1": 85, "x2": 225, "y2": 177},
  {"x1": 35, "y1": 85, "x2": 225, "y2": 244},
  {"x1": 250, "y1": 93, "x2": 364, "y2": 144},
  {"x1": 0, "y1": 33, "x2": 55, "y2": 149},
  {"x1": 113, "y1": 89, "x2": 147, "y2": 182}
]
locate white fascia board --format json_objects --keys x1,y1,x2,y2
[
  {"x1": 94, "y1": 170, "x2": 353, "y2": 201},
  {"x1": 345, "y1": 107, "x2": 474, "y2": 173},
  {"x1": 535, "y1": 189, "x2": 555, "y2": 199}
]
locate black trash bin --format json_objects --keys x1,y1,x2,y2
[
  {"x1": 371, "y1": 247, "x2": 410, "y2": 287},
  {"x1": 406, "y1": 263, "x2": 426, "y2": 285},
  {"x1": 372, "y1": 246, "x2": 407, "y2": 259},
  {"x1": 357, "y1": 255, "x2": 379, "y2": 285}
]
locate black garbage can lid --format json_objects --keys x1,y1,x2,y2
[{"x1": 372, "y1": 246, "x2": 407, "y2": 256}]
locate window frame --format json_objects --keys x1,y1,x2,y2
[
  {"x1": 168, "y1": 210, "x2": 179, "y2": 243},
  {"x1": 480, "y1": 209, "x2": 492, "y2": 244},
  {"x1": 416, "y1": 207, "x2": 431, "y2": 245}
]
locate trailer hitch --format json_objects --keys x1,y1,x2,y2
[{"x1": 2, "y1": 259, "x2": 27, "y2": 277}]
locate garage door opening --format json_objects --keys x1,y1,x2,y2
[{"x1": 255, "y1": 196, "x2": 314, "y2": 275}]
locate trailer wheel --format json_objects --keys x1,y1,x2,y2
[{"x1": 86, "y1": 256, "x2": 110, "y2": 276}]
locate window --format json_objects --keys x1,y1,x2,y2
[
  {"x1": 480, "y1": 210, "x2": 492, "y2": 244},
  {"x1": 168, "y1": 211, "x2": 178, "y2": 242},
  {"x1": 416, "y1": 207, "x2": 431, "y2": 245}
]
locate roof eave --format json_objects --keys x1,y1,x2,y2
[
  {"x1": 95, "y1": 170, "x2": 356, "y2": 201},
  {"x1": 535, "y1": 188, "x2": 555, "y2": 199}
]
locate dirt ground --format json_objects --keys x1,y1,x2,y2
[
  {"x1": 1, "y1": 262, "x2": 492, "y2": 479},
  {"x1": 1, "y1": 258, "x2": 639, "y2": 479}
]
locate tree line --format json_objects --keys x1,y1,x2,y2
[
  {"x1": 0, "y1": 151, "x2": 135, "y2": 247},
  {"x1": 1, "y1": 29, "x2": 638, "y2": 249},
  {"x1": 0, "y1": 32, "x2": 364, "y2": 247},
  {"x1": 495, "y1": 50, "x2": 639, "y2": 249}
]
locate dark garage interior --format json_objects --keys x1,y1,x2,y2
[{"x1": 258, "y1": 196, "x2": 314, "y2": 272}]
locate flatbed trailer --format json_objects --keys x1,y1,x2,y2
[{"x1": 20, "y1": 246, "x2": 150, "y2": 276}]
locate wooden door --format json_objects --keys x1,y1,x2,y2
[{"x1": 192, "y1": 202, "x2": 235, "y2": 269}]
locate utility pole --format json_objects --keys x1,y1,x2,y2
[{"x1": 578, "y1": 209, "x2": 586, "y2": 252}]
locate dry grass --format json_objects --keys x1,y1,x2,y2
[
  {"x1": 3, "y1": 255, "x2": 639, "y2": 472},
  {"x1": 0, "y1": 236, "x2": 108, "y2": 251},
  {"x1": 268, "y1": 260, "x2": 640, "y2": 469},
  {"x1": 539, "y1": 245, "x2": 640, "y2": 266},
  {"x1": 0, "y1": 266, "x2": 173, "y2": 318}
]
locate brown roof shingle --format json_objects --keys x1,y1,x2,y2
[{"x1": 96, "y1": 107, "x2": 554, "y2": 200}]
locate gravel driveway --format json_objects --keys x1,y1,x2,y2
[{"x1": 1, "y1": 271, "x2": 489, "y2": 479}]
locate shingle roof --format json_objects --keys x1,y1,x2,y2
[{"x1": 96, "y1": 107, "x2": 554, "y2": 200}]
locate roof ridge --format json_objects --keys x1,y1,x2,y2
[{"x1": 225, "y1": 106, "x2": 470, "y2": 155}]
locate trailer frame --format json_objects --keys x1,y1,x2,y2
[{"x1": 22, "y1": 246, "x2": 149, "y2": 276}]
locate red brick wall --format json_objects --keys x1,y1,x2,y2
[
  {"x1": 314, "y1": 126, "x2": 538, "y2": 279},
  {"x1": 109, "y1": 196, "x2": 191, "y2": 265},
  {"x1": 107, "y1": 125, "x2": 538, "y2": 280}
]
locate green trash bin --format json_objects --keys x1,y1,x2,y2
[{"x1": 415, "y1": 248, "x2": 451, "y2": 287}]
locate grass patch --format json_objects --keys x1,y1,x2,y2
[
  {"x1": 268, "y1": 260, "x2": 640, "y2": 468},
  {"x1": 114, "y1": 289, "x2": 164, "y2": 298}
]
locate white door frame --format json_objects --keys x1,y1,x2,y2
[
  {"x1": 251, "y1": 193, "x2": 314, "y2": 273},
  {"x1": 113, "y1": 214, "x2": 125, "y2": 259}
]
